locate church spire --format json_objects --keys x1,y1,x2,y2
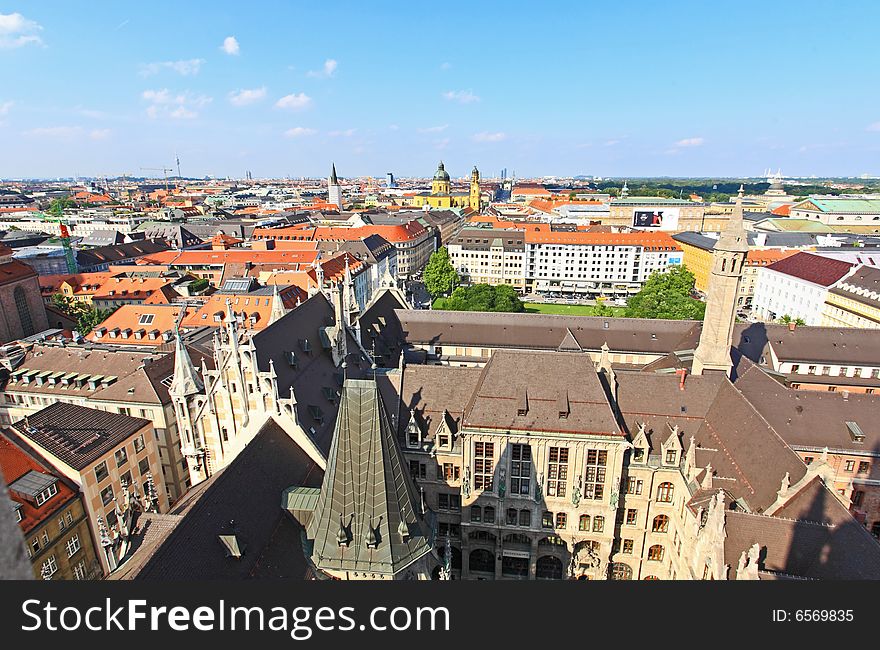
[
  {"x1": 169, "y1": 331, "x2": 203, "y2": 398},
  {"x1": 330, "y1": 162, "x2": 338, "y2": 185},
  {"x1": 269, "y1": 284, "x2": 288, "y2": 324},
  {"x1": 692, "y1": 189, "x2": 748, "y2": 377}
]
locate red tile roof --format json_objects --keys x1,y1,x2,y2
[
  {"x1": 0, "y1": 435, "x2": 78, "y2": 535},
  {"x1": 766, "y1": 252, "x2": 853, "y2": 287}
]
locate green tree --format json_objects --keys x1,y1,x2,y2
[
  {"x1": 423, "y1": 247, "x2": 460, "y2": 298},
  {"x1": 50, "y1": 294, "x2": 114, "y2": 333},
  {"x1": 436, "y1": 284, "x2": 524, "y2": 313},
  {"x1": 625, "y1": 266, "x2": 706, "y2": 320},
  {"x1": 47, "y1": 197, "x2": 73, "y2": 218},
  {"x1": 591, "y1": 298, "x2": 617, "y2": 317}
]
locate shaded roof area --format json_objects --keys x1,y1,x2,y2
[
  {"x1": 250, "y1": 292, "x2": 368, "y2": 454},
  {"x1": 358, "y1": 289, "x2": 409, "y2": 368},
  {"x1": 77, "y1": 239, "x2": 171, "y2": 269},
  {"x1": 9, "y1": 402, "x2": 150, "y2": 471},
  {"x1": 732, "y1": 353, "x2": 880, "y2": 453},
  {"x1": 306, "y1": 379, "x2": 432, "y2": 576},
  {"x1": 122, "y1": 418, "x2": 323, "y2": 580},
  {"x1": 734, "y1": 320, "x2": 880, "y2": 366},
  {"x1": 463, "y1": 350, "x2": 622, "y2": 437},
  {"x1": 614, "y1": 369, "x2": 807, "y2": 513},
  {"x1": 725, "y1": 478, "x2": 880, "y2": 580}
]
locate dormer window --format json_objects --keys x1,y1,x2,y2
[{"x1": 633, "y1": 447, "x2": 645, "y2": 463}]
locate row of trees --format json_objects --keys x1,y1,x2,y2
[{"x1": 422, "y1": 247, "x2": 705, "y2": 320}]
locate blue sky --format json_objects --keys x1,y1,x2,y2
[{"x1": 1, "y1": 1, "x2": 879, "y2": 179}]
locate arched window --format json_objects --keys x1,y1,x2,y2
[
  {"x1": 469, "y1": 549, "x2": 494, "y2": 574},
  {"x1": 643, "y1": 575, "x2": 660, "y2": 580},
  {"x1": 657, "y1": 482, "x2": 674, "y2": 503},
  {"x1": 519, "y1": 509, "x2": 531, "y2": 527},
  {"x1": 592, "y1": 516, "x2": 605, "y2": 532},
  {"x1": 535, "y1": 555, "x2": 564, "y2": 580},
  {"x1": 579, "y1": 514, "x2": 590, "y2": 531},
  {"x1": 609, "y1": 562, "x2": 633, "y2": 581},
  {"x1": 503, "y1": 533, "x2": 531, "y2": 546},
  {"x1": 14, "y1": 286, "x2": 34, "y2": 337},
  {"x1": 648, "y1": 545, "x2": 664, "y2": 561},
  {"x1": 652, "y1": 515, "x2": 669, "y2": 533},
  {"x1": 470, "y1": 506, "x2": 482, "y2": 522}
]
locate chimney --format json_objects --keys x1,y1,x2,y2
[
  {"x1": 788, "y1": 322, "x2": 797, "y2": 332},
  {"x1": 677, "y1": 368, "x2": 687, "y2": 391},
  {"x1": 841, "y1": 390, "x2": 849, "y2": 401}
]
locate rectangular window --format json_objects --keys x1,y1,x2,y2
[
  {"x1": 583, "y1": 449, "x2": 607, "y2": 500},
  {"x1": 626, "y1": 477, "x2": 643, "y2": 495},
  {"x1": 41, "y1": 555, "x2": 58, "y2": 579},
  {"x1": 470, "y1": 506, "x2": 481, "y2": 523},
  {"x1": 625, "y1": 509, "x2": 637, "y2": 526},
  {"x1": 858, "y1": 461, "x2": 869, "y2": 474},
  {"x1": 114, "y1": 447, "x2": 128, "y2": 467},
  {"x1": 73, "y1": 561, "x2": 87, "y2": 580},
  {"x1": 845, "y1": 460, "x2": 855, "y2": 472},
  {"x1": 542, "y1": 511, "x2": 553, "y2": 529},
  {"x1": 438, "y1": 493, "x2": 461, "y2": 512},
  {"x1": 592, "y1": 516, "x2": 605, "y2": 532},
  {"x1": 138, "y1": 458, "x2": 150, "y2": 476},
  {"x1": 409, "y1": 460, "x2": 426, "y2": 480},
  {"x1": 509, "y1": 443, "x2": 531, "y2": 496},
  {"x1": 547, "y1": 447, "x2": 568, "y2": 498},
  {"x1": 622, "y1": 539, "x2": 634, "y2": 554},
  {"x1": 133, "y1": 435, "x2": 145, "y2": 453},
  {"x1": 473, "y1": 442, "x2": 494, "y2": 491},
  {"x1": 442, "y1": 463, "x2": 460, "y2": 482},
  {"x1": 101, "y1": 486, "x2": 114, "y2": 506},
  {"x1": 555, "y1": 512, "x2": 567, "y2": 529},
  {"x1": 65, "y1": 534, "x2": 81, "y2": 558},
  {"x1": 94, "y1": 461, "x2": 109, "y2": 483}
]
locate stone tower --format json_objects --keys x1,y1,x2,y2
[
  {"x1": 328, "y1": 163, "x2": 343, "y2": 210},
  {"x1": 168, "y1": 332, "x2": 204, "y2": 471},
  {"x1": 469, "y1": 166, "x2": 481, "y2": 211},
  {"x1": 691, "y1": 187, "x2": 749, "y2": 377}
]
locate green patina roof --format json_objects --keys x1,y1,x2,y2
[
  {"x1": 612, "y1": 197, "x2": 696, "y2": 205},
  {"x1": 796, "y1": 197, "x2": 880, "y2": 213},
  {"x1": 765, "y1": 218, "x2": 833, "y2": 232}
]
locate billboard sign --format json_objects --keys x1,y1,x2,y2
[{"x1": 632, "y1": 207, "x2": 679, "y2": 230}]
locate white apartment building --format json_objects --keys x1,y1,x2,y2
[
  {"x1": 447, "y1": 229, "x2": 526, "y2": 291},
  {"x1": 752, "y1": 251, "x2": 854, "y2": 325}
]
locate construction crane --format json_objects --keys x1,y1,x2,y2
[{"x1": 140, "y1": 167, "x2": 174, "y2": 193}]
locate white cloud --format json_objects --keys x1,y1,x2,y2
[
  {"x1": 142, "y1": 89, "x2": 211, "y2": 119},
  {"x1": 0, "y1": 101, "x2": 12, "y2": 116},
  {"x1": 0, "y1": 12, "x2": 43, "y2": 49},
  {"x1": 443, "y1": 90, "x2": 480, "y2": 104},
  {"x1": 221, "y1": 35, "x2": 240, "y2": 55},
  {"x1": 419, "y1": 124, "x2": 449, "y2": 133},
  {"x1": 22, "y1": 126, "x2": 83, "y2": 138},
  {"x1": 388, "y1": 124, "x2": 399, "y2": 131},
  {"x1": 674, "y1": 137, "x2": 705, "y2": 148},
  {"x1": 89, "y1": 128, "x2": 111, "y2": 140},
  {"x1": 472, "y1": 131, "x2": 506, "y2": 143},
  {"x1": 284, "y1": 127, "x2": 316, "y2": 138},
  {"x1": 140, "y1": 58, "x2": 205, "y2": 77},
  {"x1": 328, "y1": 128, "x2": 356, "y2": 137},
  {"x1": 275, "y1": 93, "x2": 312, "y2": 110},
  {"x1": 440, "y1": 62, "x2": 451, "y2": 70},
  {"x1": 867, "y1": 122, "x2": 880, "y2": 132},
  {"x1": 228, "y1": 87, "x2": 267, "y2": 106},
  {"x1": 307, "y1": 59, "x2": 338, "y2": 78}
]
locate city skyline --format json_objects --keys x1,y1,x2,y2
[{"x1": 1, "y1": 1, "x2": 880, "y2": 179}]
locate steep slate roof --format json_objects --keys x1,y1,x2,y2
[
  {"x1": 358, "y1": 289, "x2": 409, "y2": 367},
  {"x1": 9, "y1": 402, "x2": 150, "y2": 471},
  {"x1": 764, "y1": 252, "x2": 853, "y2": 287},
  {"x1": 125, "y1": 418, "x2": 323, "y2": 580},
  {"x1": 724, "y1": 488, "x2": 880, "y2": 580},
  {"x1": 250, "y1": 292, "x2": 367, "y2": 454},
  {"x1": 306, "y1": 379, "x2": 432, "y2": 576},
  {"x1": 732, "y1": 354, "x2": 879, "y2": 453},
  {"x1": 614, "y1": 370, "x2": 807, "y2": 513},
  {"x1": 463, "y1": 350, "x2": 621, "y2": 437}
]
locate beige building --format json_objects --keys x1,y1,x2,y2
[
  {"x1": 607, "y1": 198, "x2": 706, "y2": 232},
  {"x1": 7, "y1": 402, "x2": 168, "y2": 574},
  {"x1": 446, "y1": 229, "x2": 526, "y2": 291},
  {"x1": 0, "y1": 343, "x2": 199, "y2": 502}
]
